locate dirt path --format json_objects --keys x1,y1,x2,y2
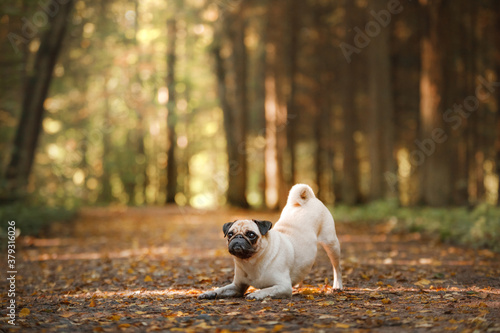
[{"x1": 1, "y1": 207, "x2": 499, "y2": 332}]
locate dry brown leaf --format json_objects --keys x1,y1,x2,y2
[
  {"x1": 19, "y1": 308, "x2": 30, "y2": 318},
  {"x1": 415, "y1": 279, "x2": 431, "y2": 287},
  {"x1": 110, "y1": 315, "x2": 121, "y2": 321},
  {"x1": 336, "y1": 323, "x2": 351, "y2": 328}
]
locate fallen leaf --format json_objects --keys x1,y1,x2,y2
[
  {"x1": 144, "y1": 275, "x2": 153, "y2": 282},
  {"x1": 89, "y1": 299, "x2": 96, "y2": 307},
  {"x1": 369, "y1": 292, "x2": 384, "y2": 299},
  {"x1": 272, "y1": 324, "x2": 284, "y2": 332},
  {"x1": 301, "y1": 289, "x2": 316, "y2": 295},
  {"x1": 19, "y1": 308, "x2": 30, "y2": 318},
  {"x1": 319, "y1": 315, "x2": 336, "y2": 319},
  {"x1": 415, "y1": 279, "x2": 431, "y2": 287}
]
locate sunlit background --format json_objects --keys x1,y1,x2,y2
[{"x1": 0, "y1": 0, "x2": 499, "y2": 211}]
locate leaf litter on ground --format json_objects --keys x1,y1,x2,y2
[{"x1": 2, "y1": 206, "x2": 499, "y2": 332}]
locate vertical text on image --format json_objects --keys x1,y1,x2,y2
[{"x1": 7, "y1": 220, "x2": 17, "y2": 325}]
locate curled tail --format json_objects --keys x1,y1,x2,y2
[{"x1": 287, "y1": 184, "x2": 316, "y2": 207}]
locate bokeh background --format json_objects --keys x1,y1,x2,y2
[{"x1": 0, "y1": 0, "x2": 499, "y2": 231}]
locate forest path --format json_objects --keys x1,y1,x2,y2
[{"x1": 2, "y1": 206, "x2": 500, "y2": 332}]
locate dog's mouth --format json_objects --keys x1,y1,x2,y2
[{"x1": 228, "y1": 238, "x2": 256, "y2": 259}]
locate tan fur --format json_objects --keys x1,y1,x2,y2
[{"x1": 199, "y1": 184, "x2": 343, "y2": 301}]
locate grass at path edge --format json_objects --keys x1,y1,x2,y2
[{"x1": 332, "y1": 201, "x2": 500, "y2": 252}]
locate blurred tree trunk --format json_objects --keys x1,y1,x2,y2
[
  {"x1": 497, "y1": 113, "x2": 500, "y2": 206},
  {"x1": 497, "y1": 3, "x2": 500, "y2": 206},
  {"x1": 99, "y1": 76, "x2": 113, "y2": 202},
  {"x1": 213, "y1": 11, "x2": 249, "y2": 208},
  {"x1": 227, "y1": 3, "x2": 248, "y2": 207},
  {"x1": 2, "y1": 0, "x2": 74, "y2": 201},
  {"x1": 275, "y1": 3, "x2": 289, "y2": 209},
  {"x1": 473, "y1": 2, "x2": 497, "y2": 204},
  {"x1": 367, "y1": 0, "x2": 396, "y2": 201},
  {"x1": 134, "y1": 0, "x2": 148, "y2": 204},
  {"x1": 462, "y1": 2, "x2": 477, "y2": 205},
  {"x1": 123, "y1": 0, "x2": 148, "y2": 204},
  {"x1": 418, "y1": 0, "x2": 451, "y2": 206},
  {"x1": 166, "y1": 18, "x2": 177, "y2": 204},
  {"x1": 313, "y1": 2, "x2": 334, "y2": 203},
  {"x1": 264, "y1": 0, "x2": 288, "y2": 209},
  {"x1": 340, "y1": 0, "x2": 361, "y2": 205},
  {"x1": 392, "y1": 1, "x2": 421, "y2": 206},
  {"x1": 255, "y1": 16, "x2": 267, "y2": 206},
  {"x1": 450, "y1": 0, "x2": 474, "y2": 205},
  {"x1": 286, "y1": 0, "x2": 299, "y2": 187}
]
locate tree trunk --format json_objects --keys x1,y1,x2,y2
[
  {"x1": 254, "y1": 16, "x2": 267, "y2": 206},
  {"x1": 2, "y1": 0, "x2": 74, "y2": 200},
  {"x1": 99, "y1": 77, "x2": 113, "y2": 203},
  {"x1": 166, "y1": 18, "x2": 177, "y2": 204},
  {"x1": 229, "y1": 7, "x2": 249, "y2": 208},
  {"x1": 450, "y1": 0, "x2": 473, "y2": 205},
  {"x1": 264, "y1": 0, "x2": 288, "y2": 209},
  {"x1": 313, "y1": 2, "x2": 333, "y2": 203},
  {"x1": 418, "y1": 0, "x2": 451, "y2": 206},
  {"x1": 497, "y1": 113, "x2": 500, "y2": 206},
  {"x1": 133, "y1": 0, "x2": 148, "y2": 204},
  {"x1": 391, "y1": 0, "x2": 421, "y2": 206},
  {"x1": 340, "y1": 0, "x2": 361, "y2": 205},
  {"x1": 214, "y1": 16, "x2": 249, "y2": 208},
  {"x1": 497, "y1": 3, "x2": 500, "y2": 206},
  {"x1": 274, "y1": 1, "x2": 289, "y2": 209},
  {"x1": 367, "y1": 0, "x2": 396, "y2": 201},
  {"x1": 286, "y1": 0, "x2": 299, "y2": 187}
]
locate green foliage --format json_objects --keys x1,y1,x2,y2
[
  {"x1": 332, "y1": 201, "x2": 500, "y2": 252},
  {"x1": 0, "y1": 202, "x2": 76, "y2": 240}
]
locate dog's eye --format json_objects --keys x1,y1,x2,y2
[
  {"x1": 246, "y1": 231, "x2": 257, "y2": 239},
  {"x1": 227, "y1": 231, "x2": 234, "y2": 238}
]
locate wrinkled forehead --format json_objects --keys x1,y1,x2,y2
[{"x1": 230, "y1": 220, "x2": 260, "y2": 234}]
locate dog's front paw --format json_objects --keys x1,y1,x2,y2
[
  {"x1": 198, "y1": 290, "x2": 218, "y2": 300},
  {"x1": 246, "y1": 292, "x2": 270, "y2": 301}
]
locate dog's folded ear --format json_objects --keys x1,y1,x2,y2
[
  {"x1": 252, "y1": 219, "x2": 273, "y2": 236},
  {"x1": 223, "y1": 222, "x2": 235, "y2": 237}
]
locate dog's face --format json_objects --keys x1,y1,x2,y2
[{"x1": 222, "y1": 219, "x2": 272, "y2": 260}]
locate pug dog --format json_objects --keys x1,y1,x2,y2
[{"x1": 198, "y1": 184, "x2": 342, "y2": 300}]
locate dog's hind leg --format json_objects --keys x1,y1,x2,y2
[
  {"x1": 320, "y1": 239, "x2": 343, "y2": 290},
  {"x1": 318, "y1": 220, "x2": 343, "y2": 290}
]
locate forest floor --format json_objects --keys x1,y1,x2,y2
[{"x1": 1, "y1": 206, "x2": 500, "y2": 332}]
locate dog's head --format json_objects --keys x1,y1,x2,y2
[{"x1": 222, "y1": 219, "x2": 273, "y2": 260}]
